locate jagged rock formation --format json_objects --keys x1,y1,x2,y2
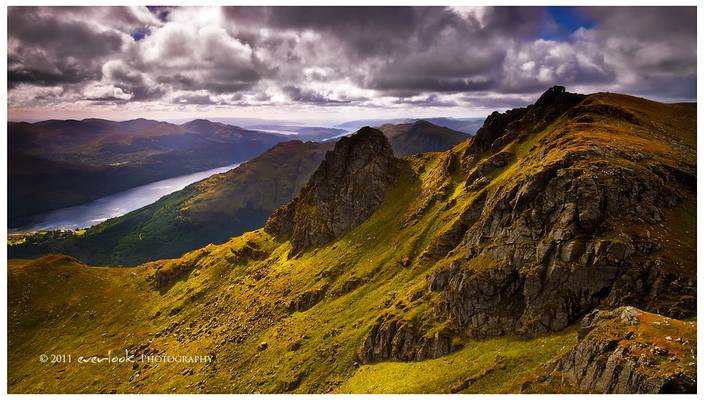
[
  {"x1": 469, "y1": 85, "x2": 585, "y2": 152},
  {"x1": 265, "y1": 127, "x2": 399, "y2": 255},
  {"x1": 421, "y1": 87, "x2": 696, "y2": 340},
  {"x1": 548, "y1": 307, "x2": 696, "y2": 393}
]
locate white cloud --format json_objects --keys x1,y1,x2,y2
[{"x1": 82, "y1": 82, "x2": 134, "y2": 100}]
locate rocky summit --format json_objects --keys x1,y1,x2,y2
[
  {"x1": 8, "y1": 87, "x2": 696, "y2": 394},
  {"x1": 265, "y1": 127, "x2": 400, "y2": 256}
]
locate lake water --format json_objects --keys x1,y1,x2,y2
[{"x1": 12, "y1": 163, "x2": 242, "y2": 233}]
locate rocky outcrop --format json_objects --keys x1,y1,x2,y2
[
  {"x1": 465, "y1": 151, "x2": 513, "y2": 185},
  {"x1": 471, "y1": 108, "x2": 528, "y2": 151},
  {"x1": 286, "y1": 285, "x2": 327, "y2": 312},
  {"x1": 551, "y1": 307, "x2": 696, "y2": 393},
  {"x1": 357, "y1": 316, "x2": 453, "y2": 364},
  {"x1": 469, "y1": 86, "x2": 585, "y2": 153},
  {"x1": 265, "y1": 127, "x2": 399, "y2": 256}
]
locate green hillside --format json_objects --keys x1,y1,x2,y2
[{"x1": 9, "y1": 119, "x2": 287, "y2": 226}]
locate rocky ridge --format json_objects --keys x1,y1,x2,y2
[
  {"x1": 265, "y1": 127, "x2": 400, "y2": 256},
  {"x1": 355, "y1": 87, "x2": 696, "y2": 367}
]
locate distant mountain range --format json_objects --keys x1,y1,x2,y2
[
  {"x1": 10, "y1": 119, "x2": 469, "y2": 264},
  {"x1": 9, "y1": 118, "x2": 291, "y2": 227},
  {"x1": 158, "y1": 116, "x2": 485, "y2": 135},
  {"x1": 380, "y1": 120, "x2": 468, "y2": 157},
  {"x1": 335, "y1": 117, "x2": 484, "y2": 134}
]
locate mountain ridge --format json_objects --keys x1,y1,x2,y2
[{"x1": 380, "y1": 119, "x2": 468, "y2": 157}]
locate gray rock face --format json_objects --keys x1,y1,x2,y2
[
  {"x1": 553, "y1": 307, "x2": 696, "y2": 393},
  {"x1": 265, "y1": 127, "x2": 398, "y2": 256},
  {"x1": 357, "y1": 316, "x2": 453, "y2": 364},
  {"x1": 429, "y1": 154, "x2": 692, "y2": 338}
]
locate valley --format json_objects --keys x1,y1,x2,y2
[
  {"x1": 11, "y1": 162, "x2": 242, "y2": 233},
  {"x1": 8, "y1": 118, "x2": 290, "y2": 227},
  {"x1": 9, "y1": 120, "x2": 468, "y2": 265}
]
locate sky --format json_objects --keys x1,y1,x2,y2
[{"x1": 7, "y1": 6, "x2": 697, "y2": 123}]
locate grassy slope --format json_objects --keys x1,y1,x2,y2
[
  {"x1": 7, "y1": 93, "x2": 696, "y2": 393},
  {"x1": 9, "y1": 160, "x2": 575, "y2": 394}
]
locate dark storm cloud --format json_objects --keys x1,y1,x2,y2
[
  {"x1": 223, "y1": 6, "x2": 545, "y2": 95},
  {"x1": 223, "y1": 6, "x2": 419, "y2": 58},
  {"x1": 573, "y1": 6, "x2": 696, "y2": 99},
  {"x1": 8, "y1": 7, "x2": 125, "y2": 88},
  {"x1": 461, "y1": 94, "x2": 535, "y2": 110},
  {"x1": 481, "y1": 6, "x2": 550, "y2": 38},
  {"x1": 267, "y1": 6, "x2": 420, "y2": 58},
  {"x1": 283, "y1": 85, "x2": 351, "y2": 105},
  {"x1": 85, "y1": 95, "x2": 130, "y2": 103},
  {"x1": 371, "y1": 77, "x2": 496, "y2": 96},
  {"x1": 154, "y1": 71, "x2": 259, "y2": 94},
  {"x1": 7, "y1": 6, "x2": 697, "y2": 114},
  {"x1": 582, "y1": 7, "x2": 695, "y2": 40}
]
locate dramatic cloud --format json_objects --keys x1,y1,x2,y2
[{"x1": 7, "y1": 6, "x2": 696, "y2": 121}]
